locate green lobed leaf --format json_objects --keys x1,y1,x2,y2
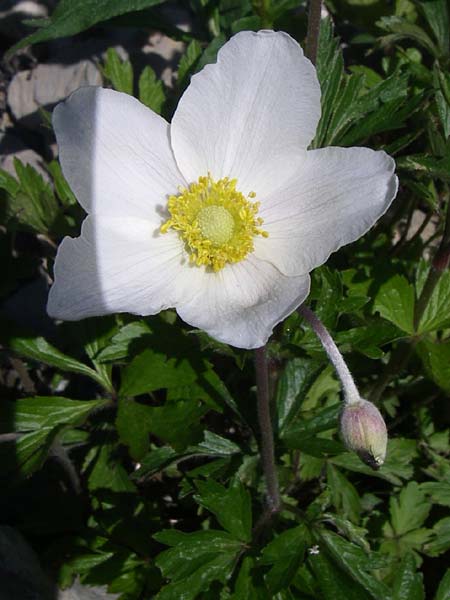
[
  {"x1": 392, "y1": 553, "x2": 425, "y2": 600},
  {"x1": 1, "y1": 396, "x2": 107, "y2": 433},
  {"x1": 139, "y1": 66, "x2": 165, "y2": 114},
  {"x1": 177, "y1": 40, "x2": 202, "y2": 90},
  {"x1": 424, "y1": 517, "x2": 450, "y2": 557},
  {"x1": 194, "y1": 479, "x2": 252, "y2": 542},
  {"x1": 260, "y1": 524, "x2": 309, "y2": 593},
  {"x1": 418, "y1": 270, "x2": 450, "y2": 333},
  {"x1": 416, "y1": 339, "x2": 450, "y2": 393},
  {"x1": 276, "y1": 358, "x2": 323, "y2": 433},
  {"x1": 434, "y1": 569, "x2": 450, "y2": 600},
  {"x1": 7, "y1": 0, "x2": 168, "y2": 56},
  {"x1": 374, "y1": 275, "x2": 415, "y2": 334},
  {"x1": 326, "y1": 464, "x2": 361, "y2": 524},
  {"x1": 154, "y1": 529, "x2": 242, "y2": 599}
]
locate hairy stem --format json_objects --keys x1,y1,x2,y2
[
  {"x1": 305, "y1": 0, "x2": 323, "y2": 65},
  {"x1": 255, "y1": 346, "x2": 281, "y2": 513},
  {"x1": 299, "y1": 305, "x2": 360, "y2": 405}
]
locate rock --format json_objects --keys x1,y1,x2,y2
[
  {"x1": 8, "y1": 60, "x2": 101, "y2": 128},
  {"x1": 0, "y1": 526, "x2": 118, "y2": 600},
  {"x1": 0, "y1": 133, "x2": 48, "y2": 180},
  {"x1": 58, "y1": 581, "x2": 119, "y2": 600},
  {"x1": 0, "y1": 525, "x2": 54, "y2": 600},
  {"x1": 0, "y1": 1, "x2": 48, "y2": 41}
]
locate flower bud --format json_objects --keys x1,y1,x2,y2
[{"x1": 340, "y1": 399, "x2": 387, "y2": 470}]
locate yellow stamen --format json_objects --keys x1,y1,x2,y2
[{"x1": 161, "y1": 174, "x2": 268, "y2": 271}]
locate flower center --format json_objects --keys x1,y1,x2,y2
[
  {"x1": 161, "y1": 174, "x2": 268, "y2": 271},
  {"x1": 197, "y1": 205, "x2": 234, "y2": 245}
]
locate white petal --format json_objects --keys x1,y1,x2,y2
[
  {"x1": 254, "y1": 147, "x2": 398, "y2": 276},
  {"x1": 47, "y1": 216, "x2": 200, "y2": 320},
  {"x1": 176, "y1": 256, "x2": 311, "y2": 349},
  {"x1": 53, "y1": 87, "x2": 184, "y2": 220},
  {"x1": 171, "y1": 31, "x2": 321, "y2": 195}
]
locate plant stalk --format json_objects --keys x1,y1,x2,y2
[
  {"x1": 254, "y1": 346, "x2": 281, "y2": 513},
  {"x1": 299, "y1": 305, "x2": 360, "y2": 405},
  {"x1": 305, "y1": 0, "x2": 323, "y2": 65}
]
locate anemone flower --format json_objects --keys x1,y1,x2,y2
[{"x1": 47, "y1": 30, "x2": 398, "y2": 349}]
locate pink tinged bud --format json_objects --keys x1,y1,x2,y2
[{"x1": 340, "y1": 399, "x2": 388, "y2": 470}]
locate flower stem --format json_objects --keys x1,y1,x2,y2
[
  {"x1": 298, "y1": 305, "x2": 360, "y2": 405},
  {"x1": 255, "y1": 346, "x2": 281, "y2": 513},
  {"x1": 305, "y1": 0, "x2": 323, "y2": 65}
]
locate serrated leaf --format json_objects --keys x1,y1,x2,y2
[
  {"x1": 194, "y1": 479, "x2": 252, "y2": 542},
  {"x1": 102, "y1": 48, "x2": 134, "y2": 94},
  {"x1": 389, "y1": 482, "x2": 431, "y2": 536},
  {"x1": 327, "y1": 464, "x2": 361, "y2": 523},
  {"x1": 1, "y1": 396, "x2": 107, "y2": 432},
  {"x1": 276, "y1": 358, "x2": 323, "y2": 433},
  {"x1": 47, "y1": 160, "x2": 77, "y2": 207},
  {"x1": 416, "y1": 340, "x2": 450, "y2": 393},
  {"x1": 7, "y1": 0, "x2": 168, "y2": 56},
  {"x1": 120, "y1": 348, "x2": 197, "y2": 396},
  {"x1": 420, "y1": 481, "x2": 450, "y2": 507},
  {"x1": 1, "y1": 320, "x2": 108, "y2": 388},
  {"x1": 139, "y1": 66, "x2": 165, "y2": 113},
  {"x1": 96, "y1": 320, "x2": 152, "y2": 363},
  {"x1": 319, "y1": 531, "x2": 391, "y2": 600},
  {"x1": 281, "y1": 403, "x2": 341, "y2": 447},
  {"x1": 260, "y1": 524, "x2": 309, "y2": 593},
  {"x1": 420, "y1": 0, "x2": 449, "y2": 57},
  {"x1": 154, "y1": 529, "x2": 242, "y2": 600},
  {"x1": 177, "y1": 39, "x2": 202, "y2": 90},
  {"x1": 87, "y1": 443, "x2": 137, "y2": 493},
  {"x1": 374, "y1": 275, "x2": 415, "y2": 334},
  {"x1": 435, "y1": 569, "x2": 450, "y2": 600},
  {"x1": 424, "y1": 517, "x2": 450, "y2": 557},
  {"x1": 392, "y1": 553, "x2": 425, "y2": 600},
  {"x1": 418, "y1": 270, "x2": 450, "y2": 333}
]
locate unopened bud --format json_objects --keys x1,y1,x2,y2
[{"x1": 340, "y1": 399, "x2": 387, "y2": 470}]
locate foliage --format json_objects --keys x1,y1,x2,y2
[{"x1": 1, "y1": 0, "x2": 450, "y2": 598}]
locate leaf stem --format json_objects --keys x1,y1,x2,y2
[
  {"x1": 299, "y1": 305, "x2": 360, "y2": 405},
  {"x1": 254, "y1": 346, "x2": 281, "y2": 513},
  {"x1": 305, "y1": 0, "x2": 323, "y2": 65}
]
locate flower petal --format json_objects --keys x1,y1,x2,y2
[
  {"x1": 176, "y1": 256, "x2": 311, "y2": 349},
  {"x1": 47, "y1": 216, "x2": 199, "y2": 320},
  {"x1": 171, "y1": 31, "x2": 321, "y2": 195},
  {"x1": 53, "y1": 87, "x2": 184, "y2": 220},
  {"x1": 254, "y1": 147, "x2": 398, "y2": 276}
]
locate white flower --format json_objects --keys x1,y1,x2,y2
[{"x1": 47, "y1": 30, "x2": 398, "y2": 350}]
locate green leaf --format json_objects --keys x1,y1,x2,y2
[
  {"x1": 120, "y1": 348, "x2": 197, "y2": 397},
  {"x1": 0, "y1": 427, "x2": 63, "y2": 479},
  {"x1": 47, "y1": 160, "x2": 77, "y2": 207},
  {"x1": 276, "y1": 358, "x2": 323, "y2": 433},
  {"x1": 2, "y1": 396, "x2": 107, "y2": 432},
  {"x1": 7, "y1": 0, "x2": 168, "y2": 56},
  {"x1": 327, "y1": 464, "x2": 361, "y2": 523},
  {"x1": 6, "y1": 159, "x2": 59, "y2": 232},
  {"x1": 307, "y1": 550, "x2": 371, "y2": 600},
  {"x1": 2, "y1": 321, "x2": 108, "y2": 388},
  {"x1": 434, "y1": 569, "x2": 450, "y2": 600},
  {"x1": 154, "y1": 530, "x2": 242, "y2": 600},
  {"x1": 377, "y1": 16, "x2": 440, "y2": 57},
  {"x1": 389, "y1": 482, "x2": 431, "y2": 536},
  {"x1": 232, "y1": 557, "x2": 267, "y2": 600},
  {"x1": 95, "y1": 320, "x2": 152, "y2": 363},
  {"x1": 416, "y1": 339, "x2": 450, "y2": 393},
  {"x1": 260, "y1": 524, "x2": 309, "y2": 593},
  {"x1": 194, "y1": 479, "x2": 252, "y2": 542},
  {"x1": 87, "y1": 443, "x2": 137, "y2": 493},
  {"x1": 425, "y1": 517, "x2": 450, "y2": 556},
  {"x1": 374, "y1": 275, "x2": 415, "y2": 334},
  {"x1": 177, "y1": 40, "x2": 202, "y2": 90},
  {"x1": 420, "y1": 481, "x2": 450, "y2": 507},
  {"x1": 418, "y1": 270, "x2": 450, "y2": 333},
  {"x1": 319, "y1": 531, "x2": 391, "y2": 600},
  {"x1": 281, "y1": 403, "x2": 341, "y2": 448},
  {"x1": 139, "y1": 66, "x2": 165, "y2": 113},
  {"x1": 397, "y1": 154, "x2": 450, "y2": 182},
  {"x1": 102, "y1": 48, "x2": 134, "y2": 94},
  {"x1": 420, "y1": 0, "x2": 449, "y2": 57},
  {"x1": 116, "y1": 397, "x2": 205, "y2": 450},
  {"x1": 392, "y1": 553, "x2": 425, "y2": 600},
  {"x1": 0, "y1": 168, "x2": 20, "y2": 196}
]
